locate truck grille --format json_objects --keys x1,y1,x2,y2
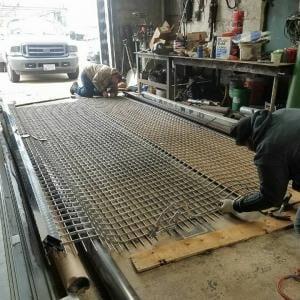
[{"x1": 23, "y1": 44, "x2": 67, "y2": 57}]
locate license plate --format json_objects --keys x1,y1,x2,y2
[{"x1": 43, "y1": 64, "x2": 56, "y2": 71}]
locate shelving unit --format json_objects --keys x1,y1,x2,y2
[{"x1": 136, "y1": 52, "x2": 295, "y2": 111}]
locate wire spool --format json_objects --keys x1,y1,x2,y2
[{"x1": 285, "y1": 13, "x2": 300, "y2": 46}]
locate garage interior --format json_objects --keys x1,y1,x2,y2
[{"x1": 0, "y1": 1, "x2": 300, "y2": 300}]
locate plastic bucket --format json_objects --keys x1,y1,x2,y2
[
  {"x1": 287, "y1": 48, "x2": 297, "y2": 63},
  {"x1": 229, "y1": 79, "x2": 244, "y2": 98},
  {"x1": 271, "y1": 52, "x2": 282, "y2": 64},
  {"x1": 231, "y1": 88, "x2": 250, "y2": 111}
]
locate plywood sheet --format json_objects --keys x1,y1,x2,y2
[{"x1": 131, "y1": 212, "x2": 296, "y2": 272}]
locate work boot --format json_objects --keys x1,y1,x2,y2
[
  {"x1": 70, "y1": 82, "x2": 79, "y2": 95},
  {"x1": 219, "y1": 199, "x2": 236, "y2": 213}
]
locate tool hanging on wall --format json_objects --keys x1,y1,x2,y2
[
  {"x1": 195, "y1": 0, "x2": 206, "y2": 21},
  {"x1": 208, "y1": 0, "x2": 218, "y2": 41},
  {"x1": 177, "y1": 0, "x2": 192, "y2": 37},
  {"x1": 186, "y1": 0, "x2": 194, "y2": 21}
]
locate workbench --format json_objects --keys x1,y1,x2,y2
[
  {"x1": 172, "y1": 56, "x2": 295, "y2": 111},
  {"x1": 136, "y1": 52, "x2": 295, "y2": 111}
]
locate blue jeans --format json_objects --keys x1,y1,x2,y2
[{"x1": 75, "y1": 72, "x2": 100, "y2": 97}]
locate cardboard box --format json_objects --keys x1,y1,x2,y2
[
  {"x1": 187, "y1": 32, "x2": 207, "y2": 42},
  {"x1": 215, "y1": 37, "x2": 232, "y2": 59},
  {"x1": 149, "y1": 21, "x2": 175, "y2": 50}
]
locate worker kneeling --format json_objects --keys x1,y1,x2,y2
[
  {"x1": 70, "y1": 64, "x2": 123, "y2": 98},
  {"x1": 221, "y1": 109, "x2": 300, "y2": 236}
]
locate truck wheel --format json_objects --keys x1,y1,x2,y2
[
  {"x1": 67, "y1": 68, "x2": 79, "y2": 80},
  {"x1": 7, "y1": 64, "x2": 20, "y2": 82},
  {"x1": 0, "y1": 62, "x2": 6, "y2": 72}
]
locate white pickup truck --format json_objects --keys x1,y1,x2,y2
[{"x1": 3, "y1": 18, "x2": 79, "y2": 82}]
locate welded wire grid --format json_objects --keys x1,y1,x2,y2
[
  {"x1": 11, "y1": 98, "x2": 257, "y2": 250},
  {"x1": 92, "y1": 98, "x2": 259, "y2": 196}
]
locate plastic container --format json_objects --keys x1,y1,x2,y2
[
  {"x1": 229, "y1": 78, "x2": 244, "y2": 98},
  {"x1": 271, "y1": 51, "x2": 283, "y2": 64},
  {"x1": 197, "y1": 46, "x2": 203, "y2": 58},
  {"x1": 239, "y1": 43, "x2": 262, "y2": 61},
  {"x1": 231, "y1": 88, "x2": 250, "y2": 111}
]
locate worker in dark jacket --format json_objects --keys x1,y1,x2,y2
[
  {"x1": 221, "y1": 109, "x2": 300, "y2": 236},
  {"x1": 70, "y1": 64, "x2": 123, "y2": 98}
]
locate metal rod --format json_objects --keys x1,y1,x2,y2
[
  {"x1": 270, "y1": 75, "x2": 279, "y2": 112},
  {"x1": 126, "y1": 91, "x2": 237, "y2": 134}
]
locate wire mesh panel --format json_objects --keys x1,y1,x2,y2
[
  {"x1": 11, "y1": 98, "x2": 257, "y2": 250},
  {"x1": 91, "y1": 98, "x2": 259, "y2": 196}
]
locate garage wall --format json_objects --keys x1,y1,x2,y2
[
  {"x1": 165, "y1": 0, "x2": 264, "y2": 34},
  {"x1": 111, "y1": 0, "x2": 163, "y2": 70}
]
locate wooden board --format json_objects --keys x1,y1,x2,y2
[{"x1": 131, "y1": 212, "x2": 296, "y2": 273}]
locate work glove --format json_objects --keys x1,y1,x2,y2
[{"x1": 219, "y1": 199, "x2": 236, "y2": 214}]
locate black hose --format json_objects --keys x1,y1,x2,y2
[{"x1": 209, "y1": 0, "x2": 218, "y2": 41}]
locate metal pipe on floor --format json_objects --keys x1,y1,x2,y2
[
  {"x1": 126, "y1": 91, "x2": 237, "y2": 134},
  {"x1": 85, "y1": 239, "x2": 140, "y2": 300}
]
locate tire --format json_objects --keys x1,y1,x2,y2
[
  {"x1": 67, "y1": 67, "x2": 79, "y2": 80},
  {"x1": 0, "y1": 62, "x2": 6, "y2": 72},
  {"x1": 7, "y1": 64, "x2": 20, "y2": 82}
]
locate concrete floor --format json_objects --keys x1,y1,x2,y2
[
  {"x1": 0, "y1": 72, "x2": 72, "y2": 104},
  {"x1": 1, "y1": 71, "x2": 300, "y2": 300},
  {"x1": 115, "y1": 229, "x2": 300, "y2": 300}
]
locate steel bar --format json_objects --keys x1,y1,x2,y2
[{"x1": 127, "y1": 91, "x2": 237, "y2": 134}]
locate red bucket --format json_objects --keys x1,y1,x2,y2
[{"x1": 287, "y1": 48, "x2": 297, "y2": 63}]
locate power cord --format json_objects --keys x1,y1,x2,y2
[
  {"x1": 277, "y1": 268, "x2": 300, "y2": 300},
  {"x1": 226, "y1": 0, "x2": 238, "y2": 9}
]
